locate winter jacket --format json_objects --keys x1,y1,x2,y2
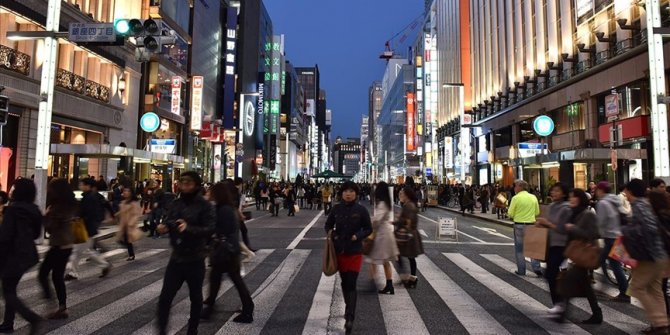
[
  {"x1": 162, "y1": 192, "x2": 216, "y2": 263},
  {"x1": 45, "y1": 204, "x2": 76, "y2": 247},
  {"x1": 0, "y1": 202, "x2": 42, "y2": 277},
  {"x1": 81, "y1": 190, "x2": 104, "y2": 237},
  {"x1": 546, "y1": 200, "x2": 571, "y2": 247},
  {"x1": 628, "y1": 199, "x2": 668, "y2": 261},
  {"x1": 324, "y1": 201, "x2": 372, "y2": 255},
  {"x1": 394, "y1": 202, "x2": 424, "y2": 257},
  {"x1": 595, "y1": 194, "x2": 623, "y2": 239},
  {"x1": 213, "y1": 204, "x2": 241, "y2": 255},
  {"x1": 568, "y1": 210, "x2": 600, "y2": 243},
  {"x1": 116, "y1": 200, "x2": 142, "y2": 243}
]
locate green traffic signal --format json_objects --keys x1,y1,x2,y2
[{"x1": 114, "y1": 19, "x2": 130, "y2": 35}]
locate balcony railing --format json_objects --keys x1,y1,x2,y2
[
  {"x1": 561, "y1": 68, "x2": 573, "y2": 81},
  {"x1": 56, "y1": 68, "x2": 110, "y2": 103},
  {"x1": 595, "y1": 49, "x2": 612, "y2": 65},
  {"x1": 0, "y1": 44, "x2": 31, "y2": 76},
  {"x1": 576, "y1": 59, "x2": 592, "y2": 74},
  {"x1": 615, "y1": 38, "x2": 634, "y2": 56}
]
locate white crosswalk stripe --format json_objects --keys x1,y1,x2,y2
[
  {"x1": 444, "y1": 253, "x2": 591, "y2": 335},
  {"x1": 378, "y1": 267, "x2": 430, "y2": 335},
  {"x1": 302, "y1": 273, "x2": 343, "y2": 335},
  {"x1": 481, "y1": 254, "x2": 646, "y2": 334}
]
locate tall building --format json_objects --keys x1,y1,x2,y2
[
  {"x1": 368, "y1": 81, "x2": 383, "y2": 181},
  {"x1": 333, "y1": 137, "x2": 361, "y2": 177},
  {"x1": 296, "y1": 66, "x2": 321, "y2": 174},
  {"x1": 281, "y1": 60, "x2": 307, "y2": 180},
  {"x1": 360, "y1": 115, "x2": 369, "y2": 181}
]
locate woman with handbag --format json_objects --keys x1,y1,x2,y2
[
  {"x1": 535, "y1": 182, "x2": 571, "y2": 315},
  {"x1": 365, "y1": 182, "x2": 399, "y2": 295},
  {"x1": 624, "y1": 179, "x2": 669, "y2": 335},
  {"x1": 202, "y1": 181, "x2": 254, "y2": 323},
  {"x1": 554, "y1": 188, "x2": 602, "y2": 324},
  {"x1": 324, "y1": 181, "x2": 372, "y2": 335},
  {"x1": 116, "y1": 187, "x2": 143, "y2": 261},
  {"x1": 39, "y1": 178, "x2": 76, "y2": 320},
  {"x1": 395, "y1": 186, "x2": 423, "y2": 288}
]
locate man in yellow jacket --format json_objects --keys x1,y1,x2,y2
[{"x1": 508, "y1": 179, "x2": 542, "y2": 277}]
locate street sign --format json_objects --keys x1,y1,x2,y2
[
  {"x1": 150, "y1": 138, "x2": 176, "y2": 154},
  {"x1": 611, "y1": 149, "x2": 618, "y2": 171},
  {"x1": 437, "y1": 217, "x2": 458, "y2": 240},
  {"x1": 605, "y1": 93, "x2": 620, "y2": 119},
  {"x1": 68, "y1": 23, "x2": 116, "y2": 42},
  {"x1": 140, "y1": 112, "x2": 160, "y2": 133}
]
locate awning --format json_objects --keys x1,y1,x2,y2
[
  {"x1": 509, "y1": 148, "x2": 646, "y2": 167},
  {"x1": 50, "y1": 144, "x2": 185, "y2": 167}
]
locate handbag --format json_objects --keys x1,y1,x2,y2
[
  {"x1": 210, "y1": 236, "x2": 237, "y2": 264},
  {"x1": 71, "y1": 217, "x2": 89, "y2": 244},
  {"x1": 608, "y1": 236, "x2": 638, "y2": 268},
  {"x1": 564, "y1": 239, "x2": 601, "y2": 269},
  {"x1": 323, "y1": 230, "x2": 338, "y2": 276},
  {"x1": 362, "y1": 231, "x2": 375, "y2": 255},
  {"x1": 395, "y1": 220, "x2": 414, "y2": 243}
]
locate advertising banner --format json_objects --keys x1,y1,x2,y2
[
  {"x1": 222, "y1": 7, "x2": 238, "y2": 129},
  {"x1": 445, "y1": 136, "x2": 453, "y2": 168},
  {"x1": 406, "y1": 92, "x2": 416, "y2": 151},
  {"x1": 255, "y1": 79, "x2": 265, "y2": 150},
  {"x1": 171, "y1": 76, "x2": 181, "y2": 115},
  {"x1": 190, "y1": 76, "x2": 203, "y2": 131}
]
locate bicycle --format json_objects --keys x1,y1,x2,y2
[
  {"x1": 447, "y1": 196, "x2": 460, "y2": 209},
  {"x1": 604, "y1": 262, "x2": 632, "y2": 286}
]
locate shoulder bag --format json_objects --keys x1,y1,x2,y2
[
  {"x1": 323, "y1": 230, "x2": 338, "y2": 276},
  {"x1": 564, "y1": 239, "x2": 601, "y2": 269},
  {"x1": 72, "y1": 217, "x2": 89, "y2": 244}
]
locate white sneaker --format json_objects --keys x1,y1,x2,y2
[{"x1": 548, "y1": 304, "x2": 565, "y2": 314}]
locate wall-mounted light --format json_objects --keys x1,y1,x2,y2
[
  {"x1": 547, "y1": 62, "x2": 562, "y2": 70},
  {"x1": 118, "y1": 75, "x2": 126, "y2": 95},
  {"x1": 561, "y1": 53, "x2": 577, "y2": 62},
  {"x1": 524, "y1": 75, "x2": 537, "y2": 84},
  {"x1": 577, "y1": 43, "x2": 595, "y2": 53},
  {"x1": 595, "y1": 32, "x2": 614, "y2": 43},
  {"x1": 617, "y1": 19, "x2": 640, "y2": 30}
]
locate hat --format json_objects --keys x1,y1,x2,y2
[{"x1": 596, "y1": 181, "x2": 611, "y2": 192}]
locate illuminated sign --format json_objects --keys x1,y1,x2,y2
[
  {"x1": 243, "y1": 94, "x2": 255, "y2": 137},
  {"x1": 445, "y1": 136, "x2": 453, "y2": 168},
  {"x1": 533, "y1": 115, "x2": 555, "y2": 137},
  {"x1": 518, "y1": 142, "x2": 548, "y2": 158},
  {"x1": 171, "y1": 76, "x2": 181, "y2": 115},
  {"x1": 140, "y1": 112, "x2": 160, "y2": 133},
  {"x1": 190, "y1": 75, "x2": 203, "y2": 131},
  {"x1": 150, "y1": 139, "x2": 176, "y2": 154},
  {"x1": 222, "y1": 7, "x2": 238, "y2": 129},
  {"x1": 407, "y1": 92, "x2": 416, "y2": 151}
]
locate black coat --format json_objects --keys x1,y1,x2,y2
[
  {"x1": 324, "y1": 201, "x2": 372, "y2": 255},
  {"x1": 214, "y1": 204, "x2": 241, "y2": 255},
  {"x1": 0, "y1": 202, "x2": 42, "y2": 278},
  {"x1": 81, "y1": 191, "x2": 104, "y2": 236},
  {"x1": 163, "y1": 193, "x2": 215, "y2": 263}
]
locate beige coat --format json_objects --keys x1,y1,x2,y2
[{"x1": 116, "y1": 201, "x2": 143, "y2": 243}]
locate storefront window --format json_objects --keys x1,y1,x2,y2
[
  {"x1": 148, "y1": 64, "x2": 186, "y2": 114},
  {"x1": 596, "y1": 81, "x2": 649, "y2": 125},
  {"x1": 551, "y1": 102, "x2": 585, "y2": 134},
  {"x1": 495, "y1": 126, "x2": 512, "y2": 148},
  {"x1": 519, "y1": 119, "x2": 535, "y2": 142}
]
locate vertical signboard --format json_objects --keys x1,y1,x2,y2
[
  {"x1": 190, "y1": 76, "x2": 203, "y2": 131},
  {"x1": 445, "y1": 136, "x2": 453, "y2": 168},
  {"x1": 406, "y1": 92, "x2": 416, "y2": 151},
  {"x1": 255, "y1": 79, "x2": 265, "y2": 150},
  {"x1": 222, "y1": 7, "x2": 238, "y2": 129},
  {"x1": 171, "y1": 76, "x2": 181, "y2": 115}
]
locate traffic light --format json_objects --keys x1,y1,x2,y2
[
  {"x1": 113, "y1": 19, "x2": 131, "y2": 36},
  {"x1": 0, "y1": 95, "x2": 8, "y2": 125},
  {"x1": 114, "y1": 18, "x2": 176, "y2": 61}
]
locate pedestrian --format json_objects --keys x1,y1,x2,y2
[
  {"x1": 39, "y1": 178, "x2": 76, "y2": 319},
  {"x1": 156, "y1": 171, "x2": 215, "y2": 335},
  {"x1": 286, "y1": 185, "x2": 297, "y2": 216},
  {"x1": 395, "y1": 186, "x2": 423, "y2": 288},
  {"x1": 201, "y1": 181, "x2": 254, "y2": 323},
  {"x1": 365, "y1": 182, "x2": 399, "y2": 295},
  {"x1": 0, "y1": 179, "x2": 44, "y2": 334},
  {"x1": 324, "y1": 181, "x2": 372, "y2": 335},
  {"x1": 234, "y1": 178, "x2": 256, "y2": 261},
  {"x1": 0, "y1": 191, "x2": 8, "y2": 225},
  {"x1": 322, "y1": 183, "x2": 333, "y2": 214},
  {"x1": 260, "y1": 186, "x2": 269, "y2": 210},
  {"x1": 508, "y1": 179, "x2": 543, "y2": 277},
  {"x1": 554, "y1": 188, "x2": 602, "y2": 324},
  {"x1": 480, "y1": 185, "x2": 490, "y2": 214},
  {"x1": 594, "y1": 181, "x2": 630, "y2": 302},
  {"x1": 297, "y1": 185, "x2": 305, "y2": 209},
  {"x1": 651, "y1": 178, "x2": 667, "y2": 192},
  {"x1": 624, "y1": 180, "x2": 669, "y2": 334},
  {"x1": 116, "y1": 186, "x2": 142, "y2": 261},
  {"x1": 66, "y1": 177, "x2": 111, "y2": 280},
  {"x1": 535, "y1": 182, "x2": 571, "y2": 314}
]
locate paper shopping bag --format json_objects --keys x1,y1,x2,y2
[
  {"x1": 608, "y1": 236, "x2": 638, "y2": 268},
  {"x1": 523, "y1": 226, "x2": 549, "y2": 261}
]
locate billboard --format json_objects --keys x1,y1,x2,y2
[
  {"x1": 222, "y1": 7, "x2": 238, "y2": 129},
  {"x1": 406, "y1": 92, "x2": 416, "y2": 151},
  {"x1": 190, "y1": 76, "x2": 203, "y2": 131}
]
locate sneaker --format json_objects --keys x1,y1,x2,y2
[
  {"x1": 232, "y1": 313, "x2": 253, "y2": 323},
  {"x1": 514, "y1": 270, "x2": 525, "y2": 276},
  {"x1": 548, "y1": 304, "x2": 565, "y2": 314},
  {"x1": 64, "y1": 274, "x2": 78, "y2": 281}
]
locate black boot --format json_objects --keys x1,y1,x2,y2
[
  {"x1": 378, "y1": 279, "x2": 394, "y2": 295},
  {"x1": 581, "y1": 307, "x2": 602, "y2": 324},
  {"x1": 344, "y1": 290, "x2": 357, "y2": 334}
]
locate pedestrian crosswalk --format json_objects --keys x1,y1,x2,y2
[{"x1": 2, "y1": 246, "x2": 652, "y2": 335}]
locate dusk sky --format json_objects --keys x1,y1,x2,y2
[{"x1": 264, "y1": 0, "x2": 424, "y2": 140}]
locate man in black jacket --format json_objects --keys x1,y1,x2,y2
[{"x1": 156, "y1": 171, "x2": 215, "y2": 335}]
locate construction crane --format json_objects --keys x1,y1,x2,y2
[{"x1": 379, "y1": 13, "x2": 425, "y2": 61}]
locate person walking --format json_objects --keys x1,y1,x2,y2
[
  {"x1": 324, "y1": 181, "x2": 372, "y2": 335},
  {"x1": 480, "y1": 185, "x2": 490, "y2": 214},
  {"x1": 66, "y1": 178, "x2": 112, "y2": 280},
  {"x1": 39, "y1": 178, "x2": 76, "y2": 319},
  {"x1": 0, "y1": 179, "x2": 44, "y2": 334},
  {"x1": 286, "y1": 185, "x2": 297, "y2": 216},
  {"x1": 322, "y1": 183, "x2": 333, "y2": 214},
  {"x1": 365, "y1": 182, "x2": 399, "y2": 294},
  {"x1": 535, "y1": 182, "x2": 571, "y2": 314},
  {"x1": 116, "y1": 186, "x2": 143, "y2": 261},
  {"x1": 156, "y1": 171, "x2": 215, "y2": 335},
  {"x1": 594, "y1": 181, "x2": 630, "y2": 303},
  {"x1": 395, "y1": 186, "x2": 423, "y2": 288},
  {"x1": 624, "y1": 180, "x2": 669, "y2": 334},
  {"x1": 201, "y1": 181, "x2": 254, "y2": 323},
  {"x1": 554, "y1": 189, "x2": 602, "y2": 324},
  {"x1": 269, "y1": 184, "x2": 282, "y2": 217},
  {"x1": 260, "y1": 186, "x2": 269, "y2": 211},
  {"x1": 508, "y1": 179, "x2": 543, "y2": 277}
]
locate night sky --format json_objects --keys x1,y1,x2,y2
[{"x1": 264, "y1": 0, "x2": 424, "y2": 140}]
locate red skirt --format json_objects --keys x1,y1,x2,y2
[{"x1": 337, "y1": 254, "x2": 363, "y2": 273}]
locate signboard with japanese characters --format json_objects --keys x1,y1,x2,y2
[
  {"x1": 69, "y1": 23, "x2": 116, "y2": 42},
  {"x1": 437, "y1": 217, "x2": 457, "y2": 240},
  {"x1": 518, "y1": 142, "x2": 548, "y2": 158},
  {"x1": 190, "y1": 76, "x2": 203, "y2": 131},
  {"x1": 171, "y1": 76, "x2": 181, "y2": 115},
  {"x1": 605, "y1": 93, "x2": 620, "y2": 119},
  {"x1": 222, "y1": 7, "x2": 238, "y2": 129},
  {"x1": 150, "y1": 139, "x2": 177, "y2": 154}
]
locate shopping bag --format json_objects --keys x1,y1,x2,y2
[
  {"x1": 294, "y1": 205, "x2": 300, "y2": 213},
  {"x1": 523, "y1": 226, "x2": 548, "y2": 261},
  {"x1": 565, "y1": 240, "x2": 601, "y2": 269},
  {"x1": 608, "y1": 236, "x2": 639, "y2": 268},
  {"x1": 323, "y1": 230, "x2": 338, "y2": 276},
  {"x1": 71, "y1": 217, "x2": 89, "y2": 244}
]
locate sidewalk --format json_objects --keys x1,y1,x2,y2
[{"x1": 435, "y1": 205, "x2": 514, "y2": 228}]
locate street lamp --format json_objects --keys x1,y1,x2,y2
[{"x1": 443, "y1": 83, "x2": 468, "y2": 184}]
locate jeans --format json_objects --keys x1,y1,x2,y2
[
  {"x1": 69, "y1": 238, "x2": 110, "y2": 277},
  {"x1": 287, "y1": 201, "x2": 295, "y2": 216},
  {"x1": 39, "y1": 247, "x2": 72, "y2": 307},
  {"x1": 2, "y1": 275, "x2": 41, "y2": 326},
  {"x1": 600, "y1": 237, "x2": 628, "y2": 295},
  {"x1": 206, "y1": 255, "x2": 253, "y2": 315},
  {"x1": 545, "y1": 246, "x2": 566, "y2": 305},
  {"x1": 157, "y1": 259, "x2": 206, "y2": 335},
  {"x1": 513, "y1": 224, "x2": 542, "y2": 275},
  {"x1": 630, "y1": 260, "x2": 670, "y2": 327}
]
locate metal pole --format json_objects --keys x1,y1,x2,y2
[
  {"x1": 459, "y1": 86, "x2": 467, "y2": 183},
  {"x1": 647, "y1": 0, "x2": 670, "y2": 179},
  {"x1": 34, "y1": 0, "x2": 61, "y2": 211}
]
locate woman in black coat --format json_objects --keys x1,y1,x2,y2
[
  {"x1": 395, "y1": 186, "x2": 424, "y2": 288},
  {"x1": 324, "y1": 181, "x2": 372, "y2": 335},
  {"x1": 0, "y1": 179, "x2": 44, "y2": 334},
  {"x1": 202, "y1": 181, "x2": 254, "y2": 323}
]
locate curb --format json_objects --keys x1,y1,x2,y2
[{"x1": 434, "y1": 205, "x2": 515, "y2": 228}]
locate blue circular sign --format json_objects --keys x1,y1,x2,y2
[
  {"x1": 533, "y1": 115, "x2": 555, "y2": 137},
  {"x1": 140, "y1": 112, "x2": 160, "y2": 133}
]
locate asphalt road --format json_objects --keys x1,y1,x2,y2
[{"x1": 4, "y1": 201, "x2": 652, "y2": 335}]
